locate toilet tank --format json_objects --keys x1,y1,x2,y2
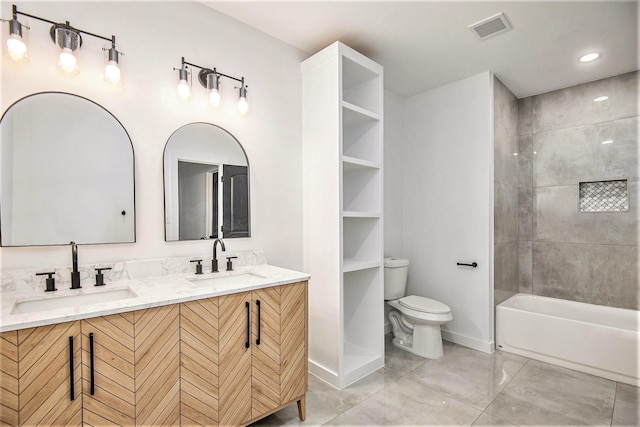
[{"x1": 384, "y1": 257, "x2": 410, "y2": 300}]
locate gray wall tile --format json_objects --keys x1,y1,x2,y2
[
  {"x1": 518, "y1": 241, "x2": 532, "y2": 294},
  {"x1": 532, "y1": 242, "x2": 639, "y2": 310},
  {"x1": 499, "y1": 72, "x2": 638, "y2": 312},
  {"x1": 534, "y1": 117, "x2": 638, "y2": 187},
  {"x1": 517, "y1": 134, "x2": 533, "y2": 188},
  {"x1": 518, "y1": 187, "x2": 533, "y2": 241},
  {"x1": 495, "y1": 182, "x2": 518, "y2": 243},
  {"x1": 535, "y1": 183, "x2": 638, "y2": 245},
  {"x1": 532, "y1": 71, "x2": 639, "y2": 133},
  {"x1": 495, "y1": 242, "x2": 519, "y2": 304},
  {"x1": 494, "y1": 77, "x2": 518, "y2": 134},
  {"x1": 517, "y1": 97, "x2": 532, "y2": 136},
  {"x1": 494, "y1": 77, "x2": 519, "y2": 307},
  {"x1": 494, "y1": 123, "x2": 518, "y2": 185}
]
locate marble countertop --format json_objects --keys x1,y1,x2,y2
[{"x1": 0, "y1": 264, "x2": 310, "y2": 333}]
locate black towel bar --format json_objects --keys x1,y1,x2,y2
[{"x1": 457, "y1": 262, "x2": 478, "y2": 268}]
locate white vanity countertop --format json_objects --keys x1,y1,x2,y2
[{"x1": 0, "y1": 264, "x2": 310, "y2": 333}]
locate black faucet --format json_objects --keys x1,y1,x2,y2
[
  {"x1": 36, "y1": 272, "x2": 56, "y2": 292},
  {"x1": 70, "y1": 241, "x2": 81, "y2": 289},
  {"x1": 212, "y1": 238, "x2": 226, "y2": 272}
]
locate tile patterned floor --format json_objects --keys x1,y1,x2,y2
[{"x1": 253, "y1": 335, "x2": 640, "y2": 426}]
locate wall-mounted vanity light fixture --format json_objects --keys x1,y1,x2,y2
[
  {"x1": 174, "y1": 57, "x2": 249, "y2": 115},
  {"x1": 3, "y1": 4, "x2": 123, "y2": 83}
]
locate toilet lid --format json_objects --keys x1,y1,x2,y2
[
  {"x1": 384, "y1": 257, "x2": 410, "y2": 268},
  {"x1": 399, "y1": 295, "x2": 450, "y2": 314}
]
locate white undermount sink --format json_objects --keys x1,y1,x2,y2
[
  {"x1": 11, "y1": 287, "x2": 137, "y2": 315},
  {"x1": 187, "y1": 272, "x2": 268, "y2": 287}
]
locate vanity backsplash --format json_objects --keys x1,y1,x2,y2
[{"x1": 0, "y1": 250, "x2": 267, "y2": 293}]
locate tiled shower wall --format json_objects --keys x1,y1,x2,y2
[
  {"x1": 493, "y1": 77, "x2": 519, "y2": 306},
  {"x1": 517, "y1": 71, "x2": 639, "y2": 310}
]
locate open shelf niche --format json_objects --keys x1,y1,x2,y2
[
  {"x1": 343, "y1": 267, "x2": 383, "y2": 380},
  {"x1": 342, "y1": 105, "x2": 381, "y2": 164}
]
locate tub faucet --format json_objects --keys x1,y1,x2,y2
[
  {"x1": 70, "y1": 241, "x2": 81, "y2": 289},
  {"x1": 212, "y1": 238, "x2": 226, "y2": 272}
]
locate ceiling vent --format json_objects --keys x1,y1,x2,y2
[{"x1": 469, "y1": 12, "x2": 512, "y2": 40}]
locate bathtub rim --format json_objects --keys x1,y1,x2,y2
[{"x1": 497, "y1": 293, "x2": 639, "y2": 332}]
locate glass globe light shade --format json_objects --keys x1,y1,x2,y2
[
  {"x1": 209, "y1": 89, "x2": 221, "y2": 108},
  {"x1": 7, "y1": 34, "x2": 27, "y2": 61},
  {"x1": 104, "y1": 60, "x2": 121, "y2": 84},
  {"x1": 237, "y1": 96, "x2": 248, "y2": 115},
  {"x1": 58, "y1": 48, "x2": 77, "y2": 73},
  {"x1": 177, "y1": 79, "x2": 190, "y2": 100}
]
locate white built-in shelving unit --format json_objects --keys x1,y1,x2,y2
[{"x1": 302, "y1": 41, "x2": 384, "y2": 389}]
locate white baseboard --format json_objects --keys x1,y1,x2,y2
[
  {"x1": 308, "y1": 360, "x2": 340, "y2": 389},
  {"x1": 441, "y1": 329, "x2": 494, "y2": 354},
  {"x1": 309, "y1": 357, "x2": 385, "y2": 390}
]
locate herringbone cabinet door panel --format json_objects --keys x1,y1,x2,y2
[
  {"x1": 134, "y1": 305, "x2": 180, "y2": 426},
  {"x1": 82, "y1": 313, "x2": 135, "y2": 426},
  {"x1": 280, "y1": 282, "x2": 308, "y2": 404},
  {"x1": 180, "y1": 297, "x2": 219, "y2": 426},
  {"x1": 219, "y1": 292, "x2": 252, "y2": 426},
  {"x1": 17, "y1": 321, "x2": 82, "y2": 426},
  {"x1": 251, "y1": 286, "x2": 281, "y2": 418},
  {"x1": 0, "y1": 331, "x2": 19, "y2": 426}
]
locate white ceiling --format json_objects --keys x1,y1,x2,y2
[{"x1": 202, "y1": 1, "x2": 638, "y2": 98}]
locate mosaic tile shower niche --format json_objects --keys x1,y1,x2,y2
[{"x1": 579, "y1": 179, "x2": 629, "y2": 213}]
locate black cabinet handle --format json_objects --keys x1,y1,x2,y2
[
  {"x1": 69, "y1": 336, "x2": 75, "y2": 401},
  {"x1": 89, "y1": 333, "x2": 95, "y2": 395},
  {"x1": 245, "y1": 301, "x2": 250, "y2": 349},
  {"x1": 256, "y1": 300, "x2": 261, "y2": 345},
  {"x1": 457, "y1": 262, "x2": 478, "y2": 268}
]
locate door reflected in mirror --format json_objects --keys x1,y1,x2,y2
[
  {"x1": 0, "y1": 92, "x2": 135, "y2": 246},
  {"x1": 164, "y1": 123, "x2": 250, "y2": 241}
]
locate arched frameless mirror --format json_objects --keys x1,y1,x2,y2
[
  {"x1": 163, "y1": 123, "x2": 250, "y2": 241},
  {"x1": 0, "y1": 92, "x2": 135, "y2": 246}
]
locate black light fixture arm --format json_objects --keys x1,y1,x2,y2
[
  {"x1": 178, "y1": 56, "x2": 246, "y2": 87},
  {"x1": 10, "y1": 4, "x2": 115, "y2": 44}
]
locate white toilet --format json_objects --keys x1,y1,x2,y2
[{"x1": 384, "y1": 257, "x2": 452, "y2": 359}]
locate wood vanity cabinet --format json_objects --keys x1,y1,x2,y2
[
  {"x1": 1, "y1": 321, "x2": 82, "y2": 426},
  {"x1": 84, "y1": 304, "x2": 181, "y2": 426},
  {"x1": 180, "y1": 281, "x2": 308, "y2": 426},
  {"x1": 0, "y1": 305, "x2": 180, "y2": 427},
  {"x1": 0, "y1": 281, "x2": 305, "y2": 427}
]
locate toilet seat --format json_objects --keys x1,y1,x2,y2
[
  {"x1": 387, "y1": 297, "x2": 452, "y2": 324},
  {"x1": 399, "y1": 295, "x2": 450, "y2": 314}
]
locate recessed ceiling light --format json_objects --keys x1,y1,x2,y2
[
  {"x1": 579, "y1": 52, "x2": 600, "y2": 62},
  {"x1": 602, "y1": 140, "x2": 614, "y2": 144},
  {"x1": 594, "y1": 96, "x2": 609, "y2": 102}
]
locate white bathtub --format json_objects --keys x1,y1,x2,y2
[{"x1": 496, "y1": 294, "x2": 640, "y2": 386}]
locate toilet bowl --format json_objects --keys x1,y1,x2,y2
[{"x1": 384, "y1": 258, "x2": 452, "y2": 359}]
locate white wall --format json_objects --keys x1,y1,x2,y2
[
  {"x1": 1, "y1": 1, "x2": 306, "y2": 271},
  {"x1": 383, "y1": 89, "x2": 404, "y2": 257},
  {"x1": 401, "y1": 72, "x2": 494, "y2": 352},
  {"x1": 383, "y1": 89, "x2": 404, "y2": 332}
]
